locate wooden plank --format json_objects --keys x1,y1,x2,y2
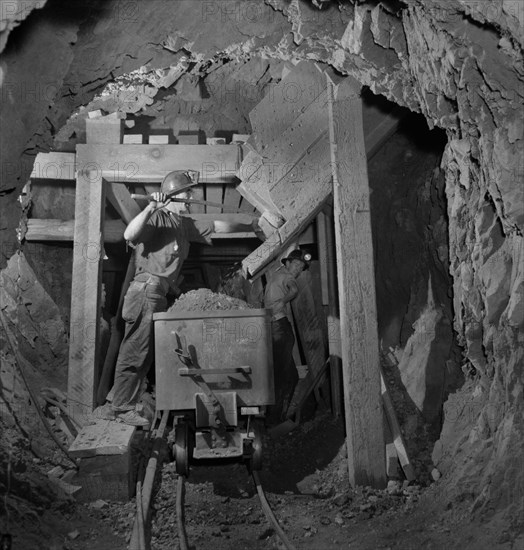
[
  {"x1": 68, "y1": 167, "x2": 106, "y2": 421},
  {"x1": 25, "y1": 218, "x2": 255, "y2": 241},
  {"x1": 239, "y1": 101, "x2": 402, "y2": 274},
  {"x1": 222, "y1": 185, "x2": 242, "y2": 214},
  {"x1": 105, "y1": 182, "x2": 141, "y2": 223},
  {"x1": 30, "y1": 152, "x2": 76, "y2": 180},
  {"x1": 241, "y1": 232, "x2": 282, "y2": 277},
  {"x1": 381, "y1": 374, "x2": 415, "y2": 481},
  {"x1": 385, "y1": 420, "x2": 400, "y2": 479},
  {"x1": 239, "y1": 89, "x2": 331, "y2": 222},
  {"x1": 264, "y1": 87, "x2": 330, "y2": 187},
  {"x1": 236, "y1": 151, "x2": 282, "y2": 214},
  {"x1": 205, "y1": 183, "x2": 223, "y2": 214},
  {"x1": 242, "y1": 196, "x2": 327, "y2": 277},
  {"x1": 69, "y1": 420, "x2": 136, "y2": 458},
  {"x1": 86, "y1": 118, "x2": 123, "y2": 144},
  {"x1": 241, "y1": 86, "x2": 331, "y2": 218},
  {"x1": 231, "y1": 134, "x2": 250, "y2": 143},
  {"x1": 177, "y1": 133, "x2": 199, "y2": 144},
  {"x1": 148, "y1": 135, "x2": 169, "y2": 144},
  {"x1": 269, "y1": 134, "x2": 331, "y2": 220},
  {"x1": 328, "y1": 75, "x2": 386, "y2": 488},
  {"x1": 237, "y1": 196, "x2": 257, "y2": 214},
  {"x1": 317, "y1": 210, "x2": 343, "y2": 417},
  {"x1": 76, "y1": 144, "x2": 241, "y2": 184},
  {"x1": 249, "y1": 61, "x2": 326, "y2": 152},
  {"x1": 25, "y1": 218, "x2": 126, "y2": 243},
  {"x1": 123, "y1": 134, "x2": 143, "y2": 144},
  {"x1": 237, "y1": 179, "x2": 277, "y2": 215},
  {"x1": 316, "y1": 212, "x2": 330, "y2": 305}
]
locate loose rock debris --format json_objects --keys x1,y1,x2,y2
[{"x1": 168, "y1": 288, "x2": 254, "y2": 312}]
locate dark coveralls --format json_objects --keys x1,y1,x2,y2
[
  {"x1": 112, "y1": 210, "x2": 213, "y2": 413},
  {"x1": 264, "y1": 266, "x2": 299, "y2": 424}
]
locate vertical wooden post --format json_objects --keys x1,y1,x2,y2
[
  {"x1": 68, "y1": 166, "x2": 105, "y2": 422},
  {"x1": 317, "y1": 209, "x2": 343, "y2": 417},
  {"x1": 327, "y1": 75, "x2": 386, "y2": 488}
]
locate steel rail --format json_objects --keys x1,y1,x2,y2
[
  {"x1": 252, "y1": 471, "x2": 296, "y2": 550},
  {"x1": 129, "y1": 410, "x2": 170, "y2": 550},
  {"x1": 176, "y1": 475, "x2": 189, "y2": 550}
]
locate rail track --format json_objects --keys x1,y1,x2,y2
[{"x1": 130, "y1": 412, "x2": 297, "y2": 550}]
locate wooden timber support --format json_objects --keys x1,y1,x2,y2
[
  {"x1": 25, "y1": 216, "x2": 257, "y2": 242},
  {"x1": 68, "y1": 166, "x2": 106, "y2": 421},
  {"x1": 327, "y1": 75, "x2": 386, "y2": 488},
  {"x1": 76, "y1": 144, "x2": 241, "y2": 183},
  {"x1": 317, "y1": 209, "x2": 343, "y2": 417}
]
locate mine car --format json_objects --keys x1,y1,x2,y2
[{"x1": 153, "y1": 308, "x2": 274, "y2": 475}]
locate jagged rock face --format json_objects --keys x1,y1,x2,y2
[{"x1": 0, "y1": 0, "x2": 523, "y2": 519}]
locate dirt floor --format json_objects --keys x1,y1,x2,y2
[{"x1": 2, "y1": 410, "x2": 521, "y2": 550}]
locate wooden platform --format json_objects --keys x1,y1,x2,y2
[
  {"x1": 69, "y1": 420, "x2": 136, "y2": 458},
  {"x1": 68, "y1": 420, "x2": 142, "y2": 501}
]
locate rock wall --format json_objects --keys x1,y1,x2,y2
[{"x1": 0, "y1": 0, "x2": 522, "y2": 524}]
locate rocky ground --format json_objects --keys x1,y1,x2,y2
[{"x1": 2, "y1": 406, "x2": 521, "y2": 550}]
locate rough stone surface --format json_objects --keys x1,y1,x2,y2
[{"x1": 397, "y1": 277, "x2": 452, "y2": 425}]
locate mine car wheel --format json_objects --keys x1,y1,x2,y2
[
  {"x1": 250, "y1": 419, "x2": 263, "y2": 472},
  {"x1": 174, "y1": 421, "x2": 191, "y2": 477}
]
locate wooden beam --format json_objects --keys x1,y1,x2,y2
[
  {"x1": 238, "y1": 88, "x2": 330, "y2": 220},
  {"x1": 205, "y1": 183, "x2": 223, "y2": 214},
  {"x1": 242, "y1": 197, "x2": 327, "y2": 277},
  {"x1": 327, "y1": 75, "x2": 386, "y2": 488},
  {"x1": 291, "y1": 271, "x2": 328, "y2": 396},
  {"x1": 264, "y1": 87, "x2": 330, "y2": 189},
  {"x1": 25, "y1": 219, "x2": 125, "y2": 243},
  {"x1": 222, "y1": 185, "x2": 243, "y2": 214},
  {"x1": 25, "y1": 217, "x2": 255, "y2": 242},
  {"x1": 249, "y1": 61, "x2": 326, "y2": 153},
  {"x1": 69, "y1": 421, "x2": 136, "y2": 458},
  {"x1": 105, "y1": 183, "x2": 141, "y2": 224},
  {"x1": 76, "y1": 144, "x2": 241, "y2": 184},
  {"x1": 86, "y1": 117, "x2": 123, "y2": 144},
  {"x1": 317, "y1": 210, "x2": 343, "y2": 417},
  {"x1": 381, "y1": 373, "x2": 415, "y2": 481},
  {"x1": 269, "y1": 134, "x2": 331, "y2": 220},
  {"x1": 236, "y1": 150, "x2": 282, "y2": 215},
  {"x1": 68, "y1": 168, "x2": 105, "y2": 423}
]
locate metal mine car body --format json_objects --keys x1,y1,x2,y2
[{"x1": 153, "y1": 309, "x2": 274, "y2": 475}]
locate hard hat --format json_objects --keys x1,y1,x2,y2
[
  {"x1": 281, "y1": 249, "x2": 311, "y2": 270},
  {"x1": 160, "y1": 171, "x2": 198, "y2": 197}
]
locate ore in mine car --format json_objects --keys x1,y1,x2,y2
[{"x1": 153, "y1": 290, "x2": 274, "y2": 476}]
